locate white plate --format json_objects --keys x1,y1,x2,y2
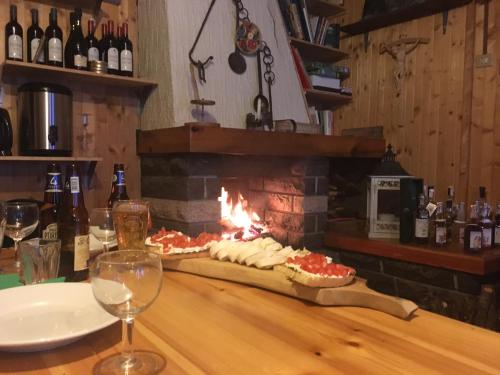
[{"x1": 0, "y1": 283, "x2": 119, "y2": 352}]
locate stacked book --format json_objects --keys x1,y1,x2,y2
[{"x1": 278, "y1": 0, "x2": 342, "y2": 48}]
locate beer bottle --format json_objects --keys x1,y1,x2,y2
[
  {"x1": 107, "y1": 163, "x2": 129, "y2": 208},
  {"x1": 58, "y1": 163, "x2": 89, "y2": 281},
  {"x1": 40, "y1": 163, "x2": 62, "y2": 240}
]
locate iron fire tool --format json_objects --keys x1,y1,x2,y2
[
  {"x1": 228, "y1": 0, "x2": 246, "y2": 74},
  {"x1": 188, "y1": 0, "x2": 217, "y2": 84}
]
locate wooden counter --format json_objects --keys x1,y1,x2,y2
[{"x1": 0, "y1": 253, "x2": 499, "y2": 374}]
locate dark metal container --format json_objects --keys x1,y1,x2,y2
[{"x1": 18, "y1": 82, "x2": 72, "y2": 156}]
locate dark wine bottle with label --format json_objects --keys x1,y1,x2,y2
[
  {"x1": 120, "y1": 23, "x2": 133, "y2": 77},
  {"x1": 45, "y1": 8, "x2": 63, "y2": 67},
  {"x1": 27, "y1": 9, "x2": 44, "y2": 63},
  {"x1": 104, "y1": 20, "x2": 120, "y2": 74},
  {"x1": 58, "y1": 164, "x2": 89, "y2": 282},
  {"x1": 86, "y1": 19, "x2": 99, "y2": 66},
  {"x1": 40, "y1": 163, "x2": 62, "y2": 240},
  {"x1": 65, "y1": 9, "x2": 88, "y2": 70},
  {"x1": 107, "y1": 163, "x2": 130, "y2": 208},
  {"x1": 99, "y1": 23, "x2": 108, "y2": 61},
  {"x1": 5, "y1": 5, "x2": 23, "y2": 61}
]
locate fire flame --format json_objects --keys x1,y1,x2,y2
[{"x1": 218, "y1": 187, "x2": 267, "y2": 240}]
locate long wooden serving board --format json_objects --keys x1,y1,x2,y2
[{"x1": 163, "y1": 258, "x2": 418, "y2": 319}]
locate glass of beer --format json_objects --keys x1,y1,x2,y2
[{"x1": 112, "y1": 200, "x2": 149, "y2": 250}]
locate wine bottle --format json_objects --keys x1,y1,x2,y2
[
  {"x1": 5, "y1": 5, "x2": 23, "y2": 61},
  {"x1": 414, "y1": 194, "x2": 429, "y2": 244},
  {"x1": 120, "y1": 23, "x2": 133, "y2": 77},
  {"x1": 99, "y1": 23, "x2": 108, "y2": 61},
  {"x1": 104, "y1": 20, "x2": 120, "y2": 74},
  {"x1": 45, "y1": 8, "x2": 63, "y2": 67},
  {"x1": 65, "y1": 9, "x2": 88, "y2": 70},
  {"x1": 58, "y1": 164, "x2": 89, "y2": 282},
  {"x1": 494, "y1": 203, "x2": 500, "y2": 248},
  {"x1": 452, "y1": 202, "x2": 466, "y2": 245},
  {"x1": 27, "y1": 9, "x2": 44, "y2": 63},
  {"x1": 40, "y1": 163, "x2": 62, "y2": 240},
  {"x1": 464, "y1": 204, "x2": 482, "y2": 253},
  {"x1": 86, "y1": 19, "x2": 99, "y2": 66},
  {"x1": 433, "y1": 202, "x2": 447, "y2": 247},
  {"x1": 107, "y1": 163, "x2": 130, "y2": 208}
]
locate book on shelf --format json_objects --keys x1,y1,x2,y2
[
  {"x1": 310, "y1": 74, "x2": 341, "y2": 92},
  {"x1": 309, "y1": 107, "x2": 334, "y2": 135},
  {"x1": 290, "y1": 46, "x2": 311, "y2": 90}
]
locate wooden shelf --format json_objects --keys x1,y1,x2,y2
[
  {"x1": 324, "y1": 231, "x2": 500, "y2": 276},
  {"x1": 137, "y1": 124, "x2": 385, "y2": 158},
  {"x1": 29, "y1": 0, "x2": 112, "y2": 14},
  {"x1": 289, "y1": 38, "x2": 349, "y2": 63},
  {"x1": 305, "y1": 88, "x2": 352, "y2": 109},
  {"x1": 0, "y1": 156, "x2": 102, "y2": 162},
  {"x1": 306, "y1": 0, "x2": 346, "y2": 17},
  {"x1": 0, "y1": 61, "x2": 157, "y2": 96},
  {"x1": 341, "y1": 0, "x2": 472, "y2": 36}
]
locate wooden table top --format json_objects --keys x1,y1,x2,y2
[{"x1": 0, "y1": 251, "x2": 499, "y2": 374}]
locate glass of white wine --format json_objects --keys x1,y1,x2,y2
[
  {"x1": 90, "y1": 250, "x2": 164, "y2": 374},
  {"x1": 4, "y1": 202, "x2": 39, "y2": 268},
  {"x1": 90, "y1": 208, "x2": 116, "y2": 253}
]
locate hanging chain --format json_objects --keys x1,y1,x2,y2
[{"x1": 260, "y1": 41, "x2": 275, "y2": 87}]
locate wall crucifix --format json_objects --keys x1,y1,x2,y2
[{"x1": 380, "y1": 36, "x2": 430, "y2": 96}]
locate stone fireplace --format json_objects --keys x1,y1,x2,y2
[{"x1": 141, "y1": 154, "x2": 329, "y2": 249}]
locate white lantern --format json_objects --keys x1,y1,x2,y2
[{"x1": 366, "y1": 145, "x2": 412, "y2": 239}]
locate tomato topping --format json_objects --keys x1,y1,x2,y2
[{"x1": 286, "y1": 253, "x2": 353, "y2": 277}]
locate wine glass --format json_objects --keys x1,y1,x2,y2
[
  {"x1": 90, "y1": 208, "x2": 116, "y2": 253},
  {"x1": 4, "y1": 202, "x2": 39, "y2": 268},
  {"x1": 90, "y1": 250, "x2": 164, "y2": 374}
]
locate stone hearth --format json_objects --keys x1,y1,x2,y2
[{"x1": 141, "y1": 154, "x2": 329, "y2": 248}]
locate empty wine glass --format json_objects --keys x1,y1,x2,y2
[
  {"x1": 90, "y1": 250, "x2": 164, "y2": 374},
  {"x1": 90, "y1": 208, "x2": 116, "y2": 253},
  {"x1": 4, "y1": 202, "x2": 39, "y2": 268}
]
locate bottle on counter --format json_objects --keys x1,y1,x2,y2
[
  {"x1": 45, "y1": 8, "x2": 63, "y2": 67},
  {"x1": 107, "y1": 163, "x2": 129, "y2": 208},
  {"x1": 65, "y1": 8, "x2": 87, "y2": 70},
  {"x1": 464, "y1": 204, "x2": 482, "y2": 253},
  {"x1": 494, "y1": 203, "x2": 500, "y2": 248},
  {"x1": 99, "y1": 23, "x2": 108, "y2": 60},
  {"x1": 5, "y1": 4, "x2": 23, "y2": 61},
  {"x1": 119, "y1": 23, "x2": 133, "y2": 77},
  {"x1": 452, "y1": 202, "x2": 466, "y2": 246},
  {"x1": 86, "y1": 19, "x2": 99, "y2": 66},
  {"x1": 426, "y1": 186, "x2": 437, "y2": 244},
  {"x1": 433, "y1": 202, "x2": 447, "y2": 247},
  {"x1": 40, "y1": 163, "x2": 63, "y2": 240},
  {"x1": 479, "y1": 204, "x2": 494, "y2": 249},
  {"x1": 58, "y1": 163, "x2": 89, "y2": 282},
  {"x1": 104, "y1": 20, "x2": 119, "y2": 74},
  {"x1": 445, "y1": 186, "x2": 455, "y2": 244},
  {"x1": 414, "y1": 194, "x2": 429, "y2": 244},
  {"x1": 27, "y1": 9, "x2": 44, "y2": 63}
]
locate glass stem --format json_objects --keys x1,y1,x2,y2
[
  {"x1": 14, "y1": 240, "x2": 20, "y2": 268},
  {"x1": 103, "y1": 243, "x2": 109, "y2": 253},
  {"x1": 121, "y1": 318, "x2": 135, "y2": 369}
]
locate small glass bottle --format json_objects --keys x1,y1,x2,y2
[
  {"x1": 464, "y1": 204, "x2": 482, "y2": 253},
  {"x1": 414, "y1": 194, "x2": 429, "y2": 244},
  {"x1": 445, "y1": 186, "x2": 455, "y2": 243},
  {"x1": 494, "y1": 203, "x2": 500, "y2": 248},
  {"x1": 433, "y1": 202, "x2": 447, "y2": 247},
  {"x1": 480, "y1": 204, "x2": 494, "y2": 249},
  {"x1": 452, "y1": 202, "x2": 466, "y2": 245}
]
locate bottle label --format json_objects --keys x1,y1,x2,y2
[
  {"x1": 114, "y1": 170, "x2": 126, "y2": 186},
  {"x1": 70, "y1": 176, "x2": 80, "y2": 193},
  {"x1": 459, "y1": 227, "x2": 465, "y2": 245},
  {"x1": 415, "y1": 218, "x2": 428, "y2": 238},
  {"x1": 482, "y1": 228, "x2": 492, "y2": 247},
  {"x1": 120, "y1": 50, "x2": 133, "y2": 72},
  {"x1": 74, "y1": 234, "x2": 89, "y2": 271},
  {"x1": 108, "y1": 47, "x2": 119, "y2": 69},
  {"x1": 469, "y1": 231, "x2": 482, "y2": 250},
  {"x1": 74, "y1": 54, "x2": 87, "y2": 68},
  {"x1": 495, "y1": 227, "x2": 500, "y2": 245},
  {"x1": 426, "y1": 202, "x2": 437, "y2": 217},
  {"x1": 435, "y1": 227, "x2": 447, "y2": 244},
  {"x1": 48, "y1": 37, "x2": 62, "y2": 62},
  {"x1": 88, "y1": 47, "x2": 99, "y2": 62},
  {"x1": 42, "y1": 223, "x2": 58, "y2": 240},
  {"x1": 30, "y1": 38, "x2": 44, "y2": 62},
  {"x1": 8, "y1": 34, "x2": 22, "y2": 59},
  {"x1": 46, "y1": 173, "x2": 63, "y2": 193}
]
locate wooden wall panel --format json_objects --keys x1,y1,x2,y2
[
  {"x1": 0, "y1": 0, "x2": 141, "y2": 209},
  {"x1": 334, "y1": 1, "x2": 496, "y2": 204}
]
